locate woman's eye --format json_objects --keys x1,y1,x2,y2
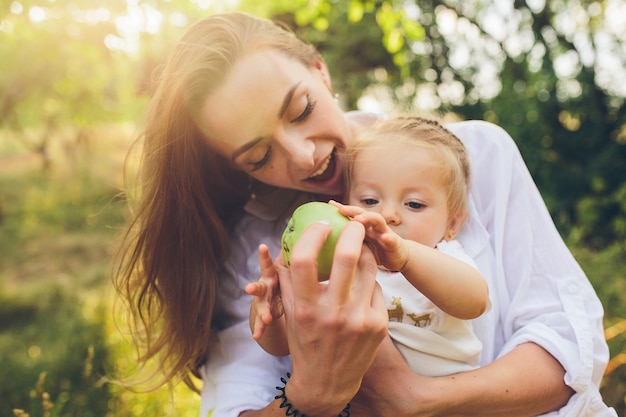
[
  {"x1": 290, "y1": 94, "x2": 316, "y2": 123},
  {"x1": 249, "y1": 146, "x2": 272, "y2": 171},
  {"x1": 407, "y1": 201, "x2": 425, "y2": 210}
]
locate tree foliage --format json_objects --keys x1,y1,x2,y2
[
  {"x1": 257, "y1": 0, "x2": 626, "y2": 248},
  {"x1": 1, "y1": 0, "x2": 624, "y2": 244},
  {"x1": 0, "y1": 0, "x2": 142, "y2": 168}
]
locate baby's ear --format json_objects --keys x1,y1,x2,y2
[{"x1": 445, "y1": 208, "x2": 468, "y2": 240}]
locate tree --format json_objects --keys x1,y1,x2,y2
[
  {"x1": 254, "y1": 0, "x2": 626, "y2": 248},
  {"x1": 0, "y1": 0, "x2": 152, "y2": 168}
]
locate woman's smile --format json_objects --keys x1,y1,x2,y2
[
  {"x1": 308, "y1": 150, "x2": 334, "y2": 181},
  {"x1": 304, "y1": 149, "x2": 343, "y2": 191}
]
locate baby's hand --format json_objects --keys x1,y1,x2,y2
[
  {"x1": 330, "y1": 200, "x2": 409, "y2": 272},
  {"x1": 245, "y1": 244, "x2": 284, "y2": 340}
]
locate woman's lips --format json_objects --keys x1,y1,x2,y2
[
  {"x1": 310, "y1": 154, "x2": 331, "y2": 178},
  {"x1": 307, "y1": 151, "x2": 336, "y2": 183}
]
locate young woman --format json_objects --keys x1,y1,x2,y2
[{"x1": 113, "y1": 11, "x2": 616, "y2": 417}]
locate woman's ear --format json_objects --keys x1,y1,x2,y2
[
  {"x1": 445, "y1": 209, "x2": 468, "y2": 241},
  {"x1": 314, "y1": 57, "x2": 333, "y2": 93}
]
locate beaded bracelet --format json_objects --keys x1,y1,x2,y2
[{"x1": 275, "y1": 372, "x2": 351, "y2": 417}]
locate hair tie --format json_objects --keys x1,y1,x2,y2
[{"x1": 275, "y1": 372, "x2": 351, "y2": 417}]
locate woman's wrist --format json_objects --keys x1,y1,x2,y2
[{"x1": 283, "y1": 373, "x2": 354, "y2": 417}]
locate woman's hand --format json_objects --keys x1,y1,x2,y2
[{"x1": 275, "y1": 220, "x2": 389, "y2": 416}]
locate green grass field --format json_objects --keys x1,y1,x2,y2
[
  {"x1": 0, "y1": 126, "x2": 199, "y2": 417},
  {"x1": 0, "y1": 125, "x2": 623, "y2": 416}
]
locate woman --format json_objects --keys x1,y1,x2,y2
[{"x1": 113, "y1": 11, "x2": 615, "y2": 417}]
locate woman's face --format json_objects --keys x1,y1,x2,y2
[{"x1": 197, "y1": 49, "x2": 356, "y2": 196}]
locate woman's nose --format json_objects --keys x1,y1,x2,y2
[
  {"x1": 380, "y1": 204, "x2": 401, "y2": 225},
  {"x1": 275, "y1": 128, "x2": 315, "y2": 169}
]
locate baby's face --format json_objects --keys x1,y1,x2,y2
[{"x1": 348, "y1": 145, "x2": 454, "y2": 248}]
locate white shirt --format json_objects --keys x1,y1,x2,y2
[
  {"x1": 199, "y1": 120, "x2": 616, "y2": 417},
  {"x1": 381, "y1": 240, "x2": 484, "y2": 377}
]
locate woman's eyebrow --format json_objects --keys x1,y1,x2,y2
[
  {"x1": 231, "y1": 81, "x2": 302, "y2": 163},
  {"x1": 278, "y1": 81, "x2": 301, "y2": 118}
]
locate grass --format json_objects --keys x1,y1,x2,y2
[
  {"x1": 0, "y1": 125, "x2": 199, "y2": 417},
  {"x1": 0, "y1": 124, "x2": 623, "y2": 416}
]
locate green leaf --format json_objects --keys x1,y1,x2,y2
[
  {"x1": 313, "y1": 16, "x2": 330, "y2": 31},
  {"x1": 348, "y1": 0, "x2": 364, "y2": 23},
  {"x1": 385, "y1": 27, "x2": 404, "y2": 53},
  {"x1": 402, "y1": 19, "x2": 425, "y2": 41}
]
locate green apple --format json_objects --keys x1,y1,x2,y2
[{"x1": 281, "y1": 202, "x2": 350, "y2": 281}]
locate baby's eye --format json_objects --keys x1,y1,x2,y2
[
  {"x1": 361, "y1": 198, "x2": 379, "y2": 206},
  {"x1": 290, "y1": 94, "x2": 316, "y2": 123},
  {"x1": 406, "y1": 201, "x2": 425, "y2": 210},
  {"x1": 248, "y1": 145, "x2": 272, "y2": 171}
]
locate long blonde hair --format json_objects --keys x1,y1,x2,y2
[{"x1": 113, "y1": 12, "x2": 320, "y2": 391}]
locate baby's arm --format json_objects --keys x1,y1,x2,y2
[
  {"x1": 244, "y1": 244, "x2": 290, "y2": 356},
  {"x1": 333, "y1": 202, "x2": 488, "y2": 320},
  {"x1": 399, "y1": 239, "x2": 488, "y2": 319}
]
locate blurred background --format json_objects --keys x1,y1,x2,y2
[{"x1": 0, "y1": 0, "x2": 624, "y2": 415}]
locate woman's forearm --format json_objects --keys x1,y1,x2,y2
[
  {"x1": 357, "y1": 339, "x2": 573, "y2": 417},
  {"x1": 427, "y1": 342, "x2": 573, "y2": 416}
]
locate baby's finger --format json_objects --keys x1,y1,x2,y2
[
  {"x1": 244, "y1": 282, "x2": 264, "y2": 296},
  {"x1": 251, "y1": 319, "x2": 267, "y2": 340},
  {"x1": 354, "y1": 211, "x2": 387, "y2": 232},
  {"x1": 329, "y1": 200, "x2": 365, "y2": 218},
  {"x1": 258, "y1": 244, "x2": 276, "y2": 276},
  {"x1": 261, "y1": 310, "x2": 274, "y2": 325}
]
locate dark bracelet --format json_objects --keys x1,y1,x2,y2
[{"x1": 275, "y1": 372, "x2": 351, "y2": 417}]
